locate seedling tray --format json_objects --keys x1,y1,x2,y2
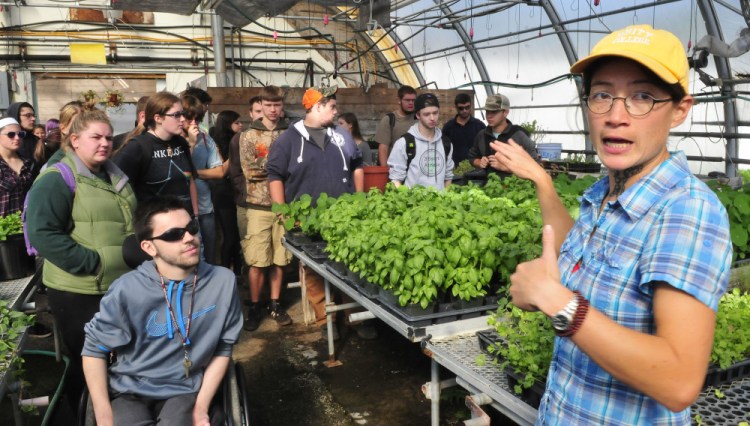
[
  {"x1": 344, "y1": 270, "x2": 380, "y2": 299},
  {"x1": 703, "y1": 358, "x2": 750, "y2": 389},
  {"x1": 504, "y1": 368, "x2": 546, "y2": 409},
  {"x1": 284, "y1": 230, "x2": 315, "y2": 248},
  {"x1": 301, "y1": 242, "x2": 328, "y2": 263},
  {"x1": 476, "y1": 329, "x2": 505, "y2": 356},
  {"x1": 324, "y1": 261, "x2": 348, "y2": 281},
  {"x1": 377, "y1": 289, "x2": 498, "y2": 327}
]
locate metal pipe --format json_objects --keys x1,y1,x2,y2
[
  {"x1": 211, "y1": 13, "x2": 227, "y2": 87},
  {"x1": 431, "y1": 359, "x2": 440, "y2": 426},
  {"x1": 698, "y1": 0, "x2": 739, "y2": 177}
]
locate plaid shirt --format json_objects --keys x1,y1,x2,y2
[
  {"x1": 0, "y1": 156, "x2": 34, "y2": 216},
  {"x1": 538, "y1": 152, "x2": 732, "y2": 426}
]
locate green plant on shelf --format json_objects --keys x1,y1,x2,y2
[
  {"x1": 0, "y1": 300, "x2": 35, "y2": 397},
  {"x1": 706, "y1": 180, "x2": 750, "y2": 263},
  {"x1": 711, "y1": 288, "x2": 750, "y2": 369},
  {"x1": 487, "y1": 299, "x2": 554, "y2": 394},
  {"x1": 452, "y1": 160, "x2": 475, "y2": 177},
  {"x1": 0, "y1": 212, "x2": 23, "y2": 241},
  {"x1": 519, "y1": 120, "x2": 546, "y2": 144}
]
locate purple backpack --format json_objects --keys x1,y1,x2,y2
[{"x1": 22, "y1": 162, "x2": 76, "y2": 256}]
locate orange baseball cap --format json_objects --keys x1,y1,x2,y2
[
  {"x1": 570, "y1": 25, "x2": 689, "y2": 94},
  {"x1": 301, "y1": 85, "x2": 338, "y2": 109}
]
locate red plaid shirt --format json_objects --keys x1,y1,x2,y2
[{"x1": 0, "y1": 156, "x2": 34, "y2": 216}]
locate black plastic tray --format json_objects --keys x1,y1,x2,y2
[
  {"x1": 324, "y1": 261, "x2": 348, "y2": 281},
  {"x1": 377, "y1": 289, "x2": 498, "y2": 327},
  {"x1": 476, "y1": 329, "x2": 504, "y2": 355},
  {"x1": 703, "y1": 358, "x2": 750, "y2": 389},
  {"x1": 505, "y1": 368, "x2": 546, "y2": 409},
  {"x1": 284, "y1": 231, "x2": 316, "y2": 248},
  {"x1": 301, "y1": 242, "x2": 328, "y2": 263}
]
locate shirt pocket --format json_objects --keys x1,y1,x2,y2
[{"x1": 588, "y1": 241, "x2": 643, "y2": 318}]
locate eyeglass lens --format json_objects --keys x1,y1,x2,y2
[
  {"x1": 1, "y1": 131, "x2": 27, "y2": 139},
  {"x1": 150, "y1": 219, "x2": 200, "y2": 241},
  {"x1": 165, "y1": 111, "x2": 185, "y2": 118}
]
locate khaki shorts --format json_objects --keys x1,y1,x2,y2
[
  {"x1": 241, "y1": 208, "x2": 291, "y2": 267},
  {"x1": 236, "y1": 205, "x2": 248, "y2": 239}
]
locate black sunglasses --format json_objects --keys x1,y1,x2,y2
[
  {"x1": 1, "y1": 131, "x2": 27, "y2": 139},
  {"x1": 147, "y1": 219, "x2": 200, "y2": 242},
  {"x1": 456, "y1": 106, "x2": 471, "y2": 111},
  {"x1": 163, "y1": 111, "x2": 186, "y2": 119}
]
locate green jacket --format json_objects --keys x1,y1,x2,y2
[{"x1": 27, "y1": 153, "x2": 137, "y2": 295}]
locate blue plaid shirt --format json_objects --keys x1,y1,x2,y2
[{"x1": 537, "y1": 152, "x2": 732, "y2": 426}]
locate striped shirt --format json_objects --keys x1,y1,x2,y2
[{"x1": 537, "y1": 152, "x2": 732, "y2": 425}]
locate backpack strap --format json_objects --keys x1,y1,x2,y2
[
  {"x1": 387, "y1": 112, "x2": 396, "y2": 130},
  {"x1": 52, "y1": 162, "x2": 76, "y2": 193},
  {"x1": 22, "y1": 162, "x2": 76, "y2": 256},
  {"x1": 400, "y1": 133, "x2": 452, "y2": 184}
]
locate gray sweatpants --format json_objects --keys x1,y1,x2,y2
[{"x1": 111, "y1": 392, "x2": 197, "y2": 426}]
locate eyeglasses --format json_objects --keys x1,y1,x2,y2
[
  {"x1": 146, "y1": 219, "x2": 200, "y2": 242},
  {"x1": 0, "y1": 131, "x2": 27, "y2": 139},
  {"x1": 163, "y1": 111, "x2": 186, "y2": 119},
  {"x1": 456, "y1": 106, "x2": 471, "y2": 111},
  {"x1": 583, "y1": 92, "x2": 672, "y2": 117},
  {"x1": 19, "y1": 113, "x2": 35, "y2": 119}
]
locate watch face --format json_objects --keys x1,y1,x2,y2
[{"x1": 552, "y1": 314, "x2": 570, "y2": 331}]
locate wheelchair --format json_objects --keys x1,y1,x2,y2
[{"x1": 78, "y1": 359, "x2": 251, "y2": 426}]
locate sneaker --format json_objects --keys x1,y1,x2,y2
[
  {"x1": 243, "y1": 304, "x2": 262, "y2": 331},
  {"x1": 28, "y1": 323, "x2": 52, "y2": 338},
  {"x1": 351, "y1": 321, "x2": 378, "y2": 340},
  {"x1": 268, "y1": 300, "x2": 292, "y2": 326},
  {"x1": 320, "y1": 324, "x2": 340, "y2": 341}
]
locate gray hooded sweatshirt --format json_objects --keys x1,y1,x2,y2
[
  {"x1": 388, "y1": 122, "x2": 454, "y2": 189},
  {"x1": 82, "y1": 260, "x2": 243, "y2": 399}
]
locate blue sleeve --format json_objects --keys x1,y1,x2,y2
[
  {"x1": 82, "y1": 280, "x2": 132, "y2": 357},
  {"x1": 639, "y1": 195, "x2": 732, "y2": 311},
  {"x1": 214, "y1": 279, "x2": 243, "y2": 357}
]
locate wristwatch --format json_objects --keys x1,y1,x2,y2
[{"x1": 550, "y1": 294, "x2": 579, "y2": 334}]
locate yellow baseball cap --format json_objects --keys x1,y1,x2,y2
[{"x1": 570, "y1": 25, "x2": 689, "y2": 94}]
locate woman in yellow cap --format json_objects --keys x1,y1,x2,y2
[{"x1": 491, "y1": 25, "x2": 731, "y2": 424}]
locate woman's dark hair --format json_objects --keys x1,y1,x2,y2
[
  {"x1": 180, "y1": 94, "x2": 206, "y2": 123},
  {"x1": 581, "y1": 57, "x2": 686, "y2": 102},
  {"x1": 143, "y1": 92, "x2": 181, "y2": 130},
  {"x1": 338, "y1": 112, "x2": 363, "y2": 141},
  {"x1": 211, "y1": 110, "x2": 241, "y2": 158}
]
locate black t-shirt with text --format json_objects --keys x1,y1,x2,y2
[{"x1": 113, "y1": 132, "x2": 197, "y2": 206}]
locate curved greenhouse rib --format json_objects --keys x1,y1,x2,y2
[
  {"x1": 538, "y1": 0, "x2": 590, "y2": 152},
  {"x1": 432, "y1": 0, "x2": 494, "y2": 97}
]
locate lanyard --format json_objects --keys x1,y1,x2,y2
[{"x1": 158, "y1": 269, "x2": 198, "y2": 378}]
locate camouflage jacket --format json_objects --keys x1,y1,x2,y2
[{"x1": 239, "y1": 118, "x2": 290, "y2": 207}]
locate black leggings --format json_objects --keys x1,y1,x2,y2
[
  {"x1": 47, "y1": 288, "x2": 103, "y2": 411},
  {"x1": 215, "y1": 205, "x2": 242, "y2": 274}
]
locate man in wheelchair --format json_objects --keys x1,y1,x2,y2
[{"x1": 82, "y1": 196, "x2": 243, "y2": 426}]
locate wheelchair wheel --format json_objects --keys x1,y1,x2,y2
[{"x1": 235, "y1": 363, "x2": 251, "y2": 426}]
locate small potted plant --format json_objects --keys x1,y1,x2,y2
[
  {"x1": 0, "y1": 212, "x2": 35, "y2": 280},
  {"x1": 80, "y1": 90, "x2": 99, "y2": 104},
  {"x1": 102, "y1": 89, "x2": 124, "y2": 111}
]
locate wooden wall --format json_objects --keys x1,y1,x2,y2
[{"x1": 207, "y1": 84, "x2": 475, "y2": 139}]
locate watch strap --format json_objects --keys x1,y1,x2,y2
[{"x1": 557, "y1": 290, "x2": 589, "y2": 337}]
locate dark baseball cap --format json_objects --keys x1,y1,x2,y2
[{"x1": 415, "y1": 93, "x2": 440, "y2": 112}]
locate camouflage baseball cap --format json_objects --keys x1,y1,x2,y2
[
  {"x1": 484, "y1": 94, "x2": 510, "y2": 111},
  {"x1": 302, "y1": 85, "x2": 338, "y2": 109}
]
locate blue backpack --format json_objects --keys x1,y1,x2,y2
[{"x1": 22, "y1": 162, "x2": 76, "y2": 256}]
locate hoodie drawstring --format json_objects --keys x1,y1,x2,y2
[
  {"x1": 295, "y1": 125, "x2": 348, "y2": 171},
  {"x1": 165, "y1": 279, "x2": 190, "y2": 344},
  {"x1": 297, "y1": 136, "x2": 305, "y2": 163},
  {"x1": 328, "y1": 128, "x2": 349, "y2": 171},
  {"x1": 166, "y1": 280, "x2": 176, "y2": 339}
]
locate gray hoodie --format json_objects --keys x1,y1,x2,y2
[
  {"x1": 82, "y1": 260, "x2": 243, "y2": 398},
  {"x1": 388, "y1": 123, "x2": 454, "y2": 189}
]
